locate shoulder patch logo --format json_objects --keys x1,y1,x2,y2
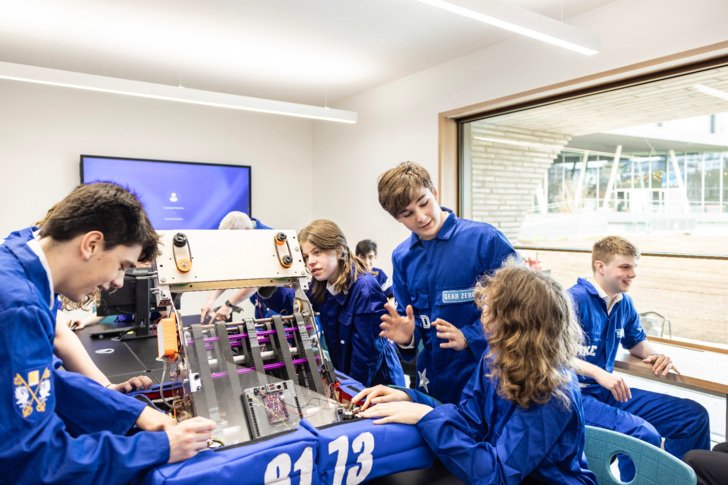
[{"x1": 14, "y1": 367, "x2": 51, "y2": 418}]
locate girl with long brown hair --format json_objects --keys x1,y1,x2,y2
[
  {"x1": 261, "y1": 219, "x2": 404, "y2": 387},
  {"x1": 353, "y1": 264, "x2": 596, "y2": 484}
]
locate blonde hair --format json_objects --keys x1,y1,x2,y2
[
  {"x1": 298, "y1": 219, "x2": 367, "y2": 304},
  {"x1": 377, "y1": 161, "x2": 435, "y2": 217},
  {"x1": 218, "y1": 211, "x2": 253, "y2": 230},
  {"x1": 592, "y1": 235, "x2": 639, "y2": 271},
  {"x1": 477, "y1": 263, "x2": 582, "y2": 408}
]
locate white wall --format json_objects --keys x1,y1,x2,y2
[
  {"x1": 313, "y1": 0, "x2": 728, "y2": 274},
  {"x1": 0, "y1": 81, "x2": 315, "y2": 238}
]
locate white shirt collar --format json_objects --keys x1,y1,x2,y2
[
  {"x1": 27, "y1": 231, "x2": 55, "y2": 310},
  {"x1": 326, "y1": 281, "x2": 340, "y2": 296},
  {"x1": 585, "y1": 276, "x2": 622, "y2": 314}
]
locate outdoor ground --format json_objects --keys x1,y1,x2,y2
[{"x1": 518, "y1": 234, "x2": 728, "y2": 346}]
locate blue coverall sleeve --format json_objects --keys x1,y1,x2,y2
[
  {"x1": 460, "y1": 318, "x2": 488, "y2": 360},
  {"x1": 620, "y1": 297, "x2": 647, "y2": 350},
  {"x1": 0, "y1": 305, "x2": 170, "y2": 484},
  {"x1": 53, "y1": 369, "x2": 147, "y2": 435},
  {"x1": 460, "y1": 230, "x2": 517, "y2": 360},
  {"x1": 391, "y1": 255, "x2": 419, "y2": 361},
  {"x1": 403, "y1": 387, "x2": 442, "y2": 408},
  {"x1": 257, "y1": 287, "x2": 295, "y2": 315},
  {"x1": 416, "y1": 362, "x2": 575, "y2": 485},
  {"x1": 346, "y1": 283, "x2": 389, "y2": 386}
]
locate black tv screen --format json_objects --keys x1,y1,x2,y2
[{"x1": 80, "y1": 155, "x2": 251, "y2": 230}]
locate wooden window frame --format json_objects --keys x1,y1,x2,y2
[{"x1": 437, "y1": 40, "x2": 728, "y2": 213}]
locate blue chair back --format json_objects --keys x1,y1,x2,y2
[{"x1": 584, "y1": 425, "x2": 696, "y2": 485}]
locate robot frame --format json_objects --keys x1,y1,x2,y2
[{"x1": 140, "y1": 229, "x2": 433, "y2": 485}]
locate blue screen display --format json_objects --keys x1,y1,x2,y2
[{"x1": 80, "y1": 155, "x2": 251, "y2": 230}]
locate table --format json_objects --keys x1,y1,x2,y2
[{"x1": 615, "y1": 338, "x2": 728, "y2": 437}]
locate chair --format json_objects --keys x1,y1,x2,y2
[
  {"x1": 584, "y1": 425, "x2": 696, "y2": 485},
  {"x1": 639, "y1": 311, "x2": 672, "y2": 339}
]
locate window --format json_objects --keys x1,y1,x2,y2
[{"x1": 457, "y1": 57, "x2": 728, "y2": 347}]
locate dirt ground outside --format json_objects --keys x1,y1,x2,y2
[{"x1": 518, "y1": 234, "x2": 728, "y2": 347}]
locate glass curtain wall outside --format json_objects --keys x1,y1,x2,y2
[{"x1": 459, "y1": 64, "x2": 728, "y2": 347}]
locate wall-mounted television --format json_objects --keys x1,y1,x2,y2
[{"x1": 80, "y1": 155, "x2": 251, "y2": 230}]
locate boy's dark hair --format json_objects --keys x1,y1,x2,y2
[
  {"x1": 39, "y1": 182, "x2": 159, "y2": 262},
  {"x1": 377, "y1": 161, "x2": 435, "y2": 217},
  {"x1": 355, "y1": 239, "x2": 378, "y2": 257}
]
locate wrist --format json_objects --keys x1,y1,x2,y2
[{"x1": 224, "y1": 300, "x2": 241, "y2": 311}]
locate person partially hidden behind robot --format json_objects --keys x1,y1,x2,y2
[
  {"x1": 200, "y1": 210, "x2": 274, "y2": 323},
  {"x1": 0, "y1": 182, "x2": 215, "y2": 483}
]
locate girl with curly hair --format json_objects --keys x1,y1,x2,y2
[{"x1": 354, "y1": 263, "x2": 596, "y2": 484}]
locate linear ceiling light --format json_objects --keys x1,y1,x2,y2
[
  {"x1": 474, "y1": 135, "x2": 557, "y2": 150},
  {"x1": 693, "y1": 84, "x2": 728, "y2": 102},
  {"x1": 0, "y1": 61, "x2": 357, "y2": 124},
  {"x1": 414, "y1": 0, "x2": 599, "y2": 56}
]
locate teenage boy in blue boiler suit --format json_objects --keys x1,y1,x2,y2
[
  {"x1": 569, "y1": 235, "x2": 710, "y2": 479},
  {"x1": 377, "y1": 161, "x2": 516, "y2": 404},
  {"x1": 0, "y1": 183, "x2": 214, "y2": 484}
]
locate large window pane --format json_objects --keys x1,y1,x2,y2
[{"x1": 460, "y1": 64, "x2": 728, "y2": 347}]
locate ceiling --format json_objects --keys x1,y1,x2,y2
[{"x1": 0, "y1": 0, "x2": 613, "y2": 106}]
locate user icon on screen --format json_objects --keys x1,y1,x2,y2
[{"x1": 169, "y1": 192, "x2": 178, "y2": 202}]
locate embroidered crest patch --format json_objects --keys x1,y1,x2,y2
[{"x1": 14, "y1": 367, "x2": 51, "y2": 418}]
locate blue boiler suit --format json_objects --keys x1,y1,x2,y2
[
  {"x1": 406, "y1": 360, "x2": 596, "y2": 485},
  {"x1": 263, "y1": 272, "x2": 404, "y2": 387},
  {"x1": 372, "y1": 267, "x2": 393, "y2": 299},
  {"x1": 569, "y1": 278, "x2": 710, "y2": 467},
  {"x1": 392, "y1": 209, "x2": 516, "y2": 404},
  {"x1": 247, "y1": 217, "x2": 275, "y2": 317},
  {"x1": 251, "y1": 217, "x2": 271, "y2": 230},
  {"x1": 0, "y1": 228, "x2": 170, "y2": 484}
]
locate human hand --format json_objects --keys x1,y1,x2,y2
[
  {"x1": 379, "y1": 303, "x2": 415, "y2": 345},
  {"x1": 642, "y1": 353, "x2": 678, "y2": 376},
  {"x1": 434, "y1": 319, "x2": 468, "y2": 351},
  {"x1": 358, "y1": 401, "x2": 433, "y2": 425},
  {"x1": 110, "y1": 374, "x2": 154, "y2": 393},
  {"x1": 200, "y1": 305, "x2": 212, "y2": 324},
  {"x1": 351, "y1": 384, "x2": 411, "y2": 411},
  {"x1": 165, "y1": 417, "x2": 216, "y2": 463},
  {"x1": 68, "y1": 315, "x2": 102, "y2": 331},
  {"x1": 213, "y1": 305, "x2": 233, "y2": 322},
  {"x1": 595, "y1": 370, "x2": 631, "y2": 402}
]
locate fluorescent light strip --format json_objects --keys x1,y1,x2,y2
[
  {"x1": 0, "y1": 61, "x2": 357, "y2": 124},
  {"x1": 474, "y1": 135, "x2": 556, "y2": 150},
  {"x1": 693, "y1": 84, "x2": 728, "y2": 101},
  {"x1": 415, "y1": 0, "x2": 599, "y2": 56}
]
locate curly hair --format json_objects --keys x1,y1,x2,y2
[{"x1": 477, "y1": 263, "x2": 583, "y2": 408}]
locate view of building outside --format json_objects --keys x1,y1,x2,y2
[{"x1": 460, "y1": 67, "x2": 728, "y2": 347}]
